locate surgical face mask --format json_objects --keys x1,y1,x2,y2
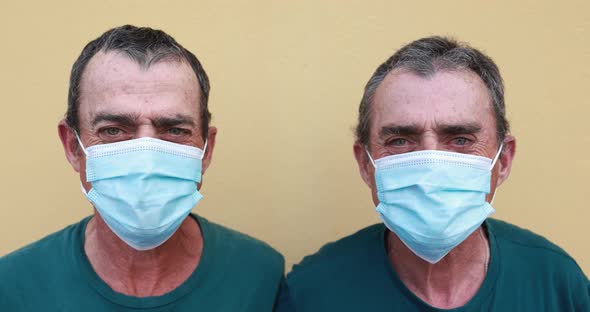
[
  {"x1": 76, "y1": 134, "x2": 206, "y2": 250},
  {"x1": 366, "y1": 146, "x2": 502, "y2": 264}
]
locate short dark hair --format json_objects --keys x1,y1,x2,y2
[
  {"x1": 66, "y1": 25, "x2": 211, "y2": 139},
  {"x1": 356, "y1": 36, "x2": 509, "y2": 146}
]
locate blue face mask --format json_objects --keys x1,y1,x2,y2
[
  {"x1": 76, "y1": 135, "x2": 206, "y2": 251},
  {"x1": 367, "y1": 146, "x2": 502, "y2": 264}
]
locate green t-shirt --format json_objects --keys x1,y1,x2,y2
[
  {"x1": 277, "y1": 219, "x2": 590, "y2": 311},
  {"x1": 0, "y1": 214, "x2": 285, "y2": 311}
]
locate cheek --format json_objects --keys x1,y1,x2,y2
[
  {"x1": 78, "y1": 156, "x2": 92, "y2": 192},
  {"x1": 367, "y1": 168, "x2": 379, "y2": 206},
  {"x1": 486, "y1": 167, "x2": 500, "y2": 203},
  {"x1": 371, "y1": 189, "x2": 379, "y2": 206}
]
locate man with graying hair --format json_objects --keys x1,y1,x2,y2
[
  {"x1": 277, "y1": 36, "x2": 590, "y2": 311},
  {"x1": 0, "y1": 25, "x2": 284, "y2": 311}
]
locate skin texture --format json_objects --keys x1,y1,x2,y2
[
  {"x1": 353, "y1": 69, "x2": 516, "y2": 309},
  {"x1": 58, "y1": 51, "x2": 217, "y2": 297}
]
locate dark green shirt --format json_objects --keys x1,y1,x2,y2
[
  {"x1": 277, "y1": 219, "x2": 590, "y2": 311},
  {"x1": 0, "y1": 214, "x2": 284, "y2": 311}
]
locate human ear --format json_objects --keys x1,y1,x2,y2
[
  {"x1": 201, "y1": 126, "x2": 217, "y2": 175},
  {"x1": 58, "y1": 119, "x2": 82, "y2": 173},
  {"x1": 353, "y1": 142, "x2": 374, "y2": 188},
  {"x1": 495, "y1": 135, "x2": 516, "y2": 187}
]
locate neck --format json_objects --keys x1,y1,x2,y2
[
  {"x1": 84, "y1": 212, "x2": 203, "y2": 297},
  {"x1": 387, "y1": 226, "x2": 490, "y2": 309}
]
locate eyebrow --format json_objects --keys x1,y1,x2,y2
[
  {"x1": 90, "y1": 112, "x2": 196, "y2": 128},
  {"x1": 378, "y1": 122, "x2": 482, "y2": 139},
  {"x1": 379, "y1": 124, "x2": 422, "y2": 139},
  {"x1": 152, "y1": 114, "x2": 196, "y2": 128},
  {"x1": 91, "y1": 112, "x2": 138, "y2": 128},
  {"x1": 437, "y1": 123, "x2": 482, "y2": 136}
]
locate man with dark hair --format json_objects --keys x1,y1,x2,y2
[
  {"x1": 0, "y1": 25, "x2": 284, "y2": 311},
  {"x1": 277, "y1": 36, "x2": 589, "y2": 311}
]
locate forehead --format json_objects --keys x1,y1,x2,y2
[
  {"x1": 371, "y1": 68, "x2": 495, "y2": 131},
  {"x1": 78, "y1": 51, "x2": 201, "y2": 125}
]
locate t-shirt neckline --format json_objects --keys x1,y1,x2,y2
[
  {"x1": 72, "y1": 214, "x2": 214, "y2": 309},
  {"x1": 379, "y1": 220, "x2": 501, "y2": 311}
]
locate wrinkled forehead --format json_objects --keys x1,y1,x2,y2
[
  {"x1": 77, "y1": 51, "x2": 201, "y2": 122},
  {"x1": 371, "y1": 68, "x2": 495, "y2": 130},
  {"x1": 80, "y1": 51, "x2": 200, "y2": 95}
]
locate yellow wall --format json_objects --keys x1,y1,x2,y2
[{"x1": 1, "y1": 1, "x2": 588, "y2": 274}]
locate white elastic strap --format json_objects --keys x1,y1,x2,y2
[
  {"x1": 489, "y1": 143, "x2": 504, "y2": 204},
  {"x1": 80, "y1": 183, "x2": 88, "y2": 195},
  {"x1": 365, "y1": 146, "x2": 376, "y2": 167},
  {"x1": 489, "y1": 143, "x2": 504, "y2": 170},
  {"x1": 200, "y1": 140, "x2": 208, "y2": 160},
  {"x1": 74, "y1": 131, "x2": 88, "y2": 156},
  {"x1": 490, "y1": 191, "x2": 498, "y2": 205}
]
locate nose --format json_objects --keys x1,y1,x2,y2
[
  {"x1": 134, "y1": 124, "x2": 158, "y2": 139},
  {"x1": 419, "y1": 134, "x2": 440, "y2": 151}
]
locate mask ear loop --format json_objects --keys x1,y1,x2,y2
[
  {"x1": 73, "y1": 131, "x2": 90, "y2": 195},
  {"x1": 74, "y1": 131, "x2": 88, "y2": 156},
  {"x1": 489, "y1": 143, "x2": 503, "y2": 170},
  {"x1": 364, "y1": 146, "x2": 376, "y2": 168},
  {"x1": 200, "y1": 140, "x2": 208, "y2": 160},
  {"x1": 489, "y1": 143, "x2": 504, "y2": 204}
]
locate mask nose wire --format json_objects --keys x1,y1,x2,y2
[
  {"x1": 364, "y1": 146, "x2": 376, "y2": 167},
  {"x1": 74, "y1": 132, "x2": 207, "y2": 160},
  {"x1": 366, "y1": 144, "x2": 503, "y2": 170},
  {"x1": 74, "y1": 131, "x2": 88, "y2": 156}
]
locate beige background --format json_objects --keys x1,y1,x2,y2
[{"x1": 0, "y1": 1, "x2": 588, "y2": 274}]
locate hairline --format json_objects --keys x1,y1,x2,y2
[
  {"x1": 362, "y1": 65, "x2": 503, "y2": 147},
  {"x1": 73, "y1": 49, "x2": 208, "y2": 138}
]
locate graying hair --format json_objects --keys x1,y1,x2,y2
[
  {"x1": 66, "y1": 25, "x2": 211, "y2": 139},
  {"x1": 356, "y1": 36, "x2": 509, "y2": 146}
]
